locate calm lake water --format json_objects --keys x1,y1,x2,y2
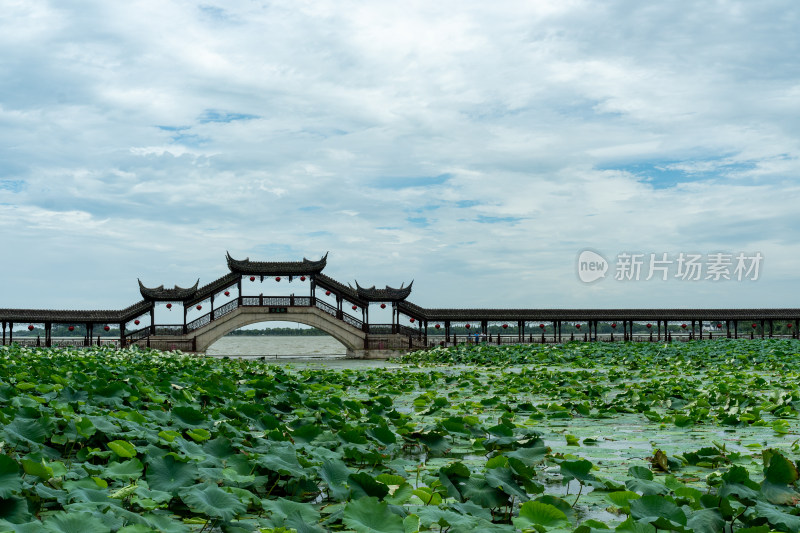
[{"x1": 205, "y1": 336, "x2": 400, "y2": 368}]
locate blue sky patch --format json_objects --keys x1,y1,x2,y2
[
  {"x1": 372, "y1": 173, "x2": 451, "y2": 190},
  {"x1": 476, "y1": 215, "x2": 523, "y2": 225},
  {"x1": 407, "y1": 217, "x2": 430, "y2": 227},
  {"x1": 198, "y1": 110, "x2": 259, "y2": 124},
  {"x1": 0, "y1": 180, "x2": 25, "y2": 193}
]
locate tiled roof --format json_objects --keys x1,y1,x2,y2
[
  {"x1": 226, "y1": 252, "x2": 328, "y2": 275},
  {"x1": 355, "y1": 281, "x2": 413, "y2": 301},
  {"x1": 138, "y1": 279, "x2": 199, "y2": 301}
]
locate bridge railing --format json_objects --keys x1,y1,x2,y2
[
  {"x1": 368, "y1": 324, "x2": 394, "y2": 334},
  {"x1": 213, "y1": 299, "x2": 239, "y2": 320},
  {"x1": 315, "y1": 299, "x2": 338, "y2": 318},
  {"x1": 187, "y1": 312, "x2": 212, "y2": 332},
  {"x1": 124, "y1": 326, "x2": 151, "y2": 342},
  {"x1": 155, "y1": 325, "x2": 184, "y2": 336},
  {"x1": 341, "y1": 312, "x2": 363, "y2": 330}
]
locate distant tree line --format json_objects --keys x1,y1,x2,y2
[{"x1": 225, "y1": 327, "x2": 327, "y2": 336}]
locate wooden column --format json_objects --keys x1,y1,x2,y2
[
  {"x1": 150, "y1": 305, "x2": 155, "y2": 335},
  {"x1": 734, "y1": 321, "x2": 738, "y2": 339},
  {"x1": 2, "y1": 321, "x2": 5, "y2": 345},
  {"x1": 45, "y1": 322, "x2": 51, "y2": 347},
  {"x1": 8, "y1": 322, "x2": 12, "y2": 345},
  {"x1": 445, "y1": 320, "x2": 450, "y2": 343},
  {"x1": 726, "y1": 320, "x2": 731, "y2": 338},
  {"x1": 119, "y1": 322, "x2": 125, "y2": 347},
  {"x1": 761, "y1": 319, "x2": 765, "y2": 339}
]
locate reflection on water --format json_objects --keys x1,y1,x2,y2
[
  {"x1": 205, "y1": 336, "x2": 398, "y2": 368},
  {"x1": 207, "y1": 336, "x2": 346, "y2": 358}
]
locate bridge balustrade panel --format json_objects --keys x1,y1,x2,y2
[
  {"x1": 187, "y1": 313, "x2": 211, "y2": 332},
  {"x1": 341, "y1": 312, "x2": 363, "y2": 330},
  {"x1": 155, "y1": 325, "x2": 184, "y2": 336},
  {"x1": 315, "y1": 299, "x2": 338, "y2": 318},
  {"x1": 213, "y1": 299, "x2": 239, "y2": 320}
]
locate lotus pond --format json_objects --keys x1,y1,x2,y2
[{"x1": 0, "y1": 340, "x2": 799, "y2": 532}]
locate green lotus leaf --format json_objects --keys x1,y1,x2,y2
[
  {"x1": 257, "y1": 445, "x2": 306, "y2": 478},
  {"x1": 0, "y1": 456, "x2": 21, "y2": 498},
  {"x1": 319, "y1": 459, "x2": 351, "y2": 501},
  {"x1": 513, "y1": 501, "x2": 568, "y2": 529},
  {"x1": 484, "y1": 466, "x2": 528, "y2": 500},
  {"x1": 342, "y1": 497, "x2": 405, "y2": 533},
  {"x1": 261, "y1": 497, "x2": 321, "y2": 527},
  {"x1": 145, "y1": 454, "x2": 198, "y2": 494},
  {"x1": 185, "y1": 428, "x2": 210, "y2": 442},
  {"x1": 629, "y1": 494, "x2": 687, "y2": 530},
  {"x1": 614, "y1": 517, "x2": 656, "y2": 533},
  {"x1": 0, "y1": 496, "x2": 31, "y2": 524},
  {"x1": 179, "y1": 483, "x2": 246, "y2": 522},
  {"x1": 2, "y1": 417, "x2": 50, "y2": 447},
  {"x1": 349, "y1": 472, "x2": 390, "y2": 500},
  {"x1": 460, "y1": 477, "x2": 508, "y2": 508},
  {"x1": 686, "y1": 508, "x2": 724, "y2": 533},
  {"x1": 416, "y1": 506, "x2": 480, "y2": 529},
  {"x1": 752, "y1": 500, "x2": 800, "y2": 531},
  {"x1": 107, "y1": 440, "x2": 137, "y2": 458},
  {"x1": 170, "y1": 406, "x2": 206, "y2": 427},
  {"x1": 560, "y1": 459, "x2": 595, "y2": 484},
  {"x1": 42, "y1": 511, "x2": 110, "y2": 533},
  {"x1": 104, "y1": 459, "x2": 144, "y2": 480},
  {"x1": 607, "y1": 490, "x2": 641, "y2": 507},
  {"x1": 20, "y1": 458, "x2": 52, "y2": 480}
]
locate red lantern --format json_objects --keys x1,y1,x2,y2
[
  {"x1": 224, "y1": 291, "x2": 230, "y2": 297},
  {"x1": 575, "y1": 324, "x2": 581, "y2": 329},
  {"x1": 410, "y1": 318, "x2": 415, "y2": 323},
  {"x1": 435, "y1": 324, "x2": 440, "y2": 329},
  {"x1": 352, "y1": 305, "x2": 357, "y2": 311},
  {"x1": 275, "y1": 277, "x2": 281, "y2": 282},
  {"x1": 646, "y1": 323, "x2": 652, "y2": 329},
  {"x1": 166, "y1": 303, "x2": 172, "y2": 310},
  {"x1": 196, "y1": 305, "x2": 202, "y2": 311},
  {"x1": 502, "y1": 324, "x2": 508, "y2": 329},
  {"x1": 380, "y1": 303, "x2": 386, "y2": 309},
  {"x1": 68, "y1": 326, "x2": 75, "y2": 331},
  {"x1": 788, "y1": 323, "x2": 793, "y2": 328},
  {"x1": 465, "y1": 324, "x2": 471, "y2": 329},
  {"x1": 27, "y1": 325, "x2": 34, "y2": 331},
  {"x1": 611, "y1": 323, "x2": 617, "y2": 328},
  {"x1": 104, "y1": 325, "x2": 110, "y2": 332},
  {"x1": 134, "y1": 320, "x2": 140, "y2": 326},
  {"x1": 752, "y1": 323, "x2": 757, "y2": 328},
  {"x1": 301, "y1": 276, "x2": 306, "y2": 281},
  {"x1": 681, "y1": 324, "x2": 687, "y2": 329},
  {"x1": 250, "y1": 276, "x2": 256, "y2": 282},
  {"x1": 325, "y1": 290, "x2": 331, "y2": 296},
  {"x1": 717, "y1": 323, "x2": 722, "y2": 328},
  {"x1": 539, "y1": 323, "x2": 545, "y2": 329}
]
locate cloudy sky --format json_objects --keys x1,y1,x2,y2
[{"x1": 2, "y1": 0, "x2": 799, "y2": 312}]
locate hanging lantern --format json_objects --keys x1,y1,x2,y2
[
  {"x1": 224, "y1": 291, "x2": 230, "y2": 297},
  {"x1": 27, "y1": 325, "x2": 34, "y2": 331},
  {"x1": 539, "y1": 323, "x2": 545, "y2": 329},
  {"x1": 380, "y1": 303, "x2": 386, "y2": 309},
  {"x1": 646, "y1": 323, "x2": 652, "y2": 329},
  {"x1": 435, "y1": 324, "x2": 440, "y2": 329},
  {"x1": 717, "y1": 323, "x2": 722, "y2": 328},
  {"x1": 465, "y1": 324, "x2": 471, "y2": 329},
  {"x1": 752, "y1": 323, "x2": 757, "y2": 328},
  {"x1": 352, "y1": 305, "x2": 357, "y2": 311},
  {"x1": 410, "y1": 318, "x2": 415, "y2": 323},
  {"x1": 788, "y1": 323, "x2": 793, "y2": 328},
  {"x1": 275, "y1": 277, "x2": 281, "y2": 282},
  {"x1": 104, "y1": 325, "x2": 110, "y2": 332},
  {"x1": 575, "y1": 324, "x2": 581, "y2": 329},
  {"x1": 196, "y1": 305, "x2": 202, "y2": 311},
  {"x1": 325, "y1": 290, "x2": 331, "y2": 296},
  {"x1": 68, "y1": 326, "x2": 75, "y2": 331},
  {"x1": 250, "y1": 276, "x2": 256, "y2": 282},
  {"x1": 166, "y1": 303, "x2": 172, "y2": 310},
  {"x1": 681, "y1": 324, "x2": 687, "y2": 329},
  {"x1": 300, "y1": 276, "x2": 306, "y2": 281},
  {"x1": 134, "y1": 320, "x2": 140, "y2": 326},
  {"x1": 611, "y1": 323, "x2": 617, "y2": 329},
  {"x1": 502, "y1": 324, "x2": 508, "y2": 329}
]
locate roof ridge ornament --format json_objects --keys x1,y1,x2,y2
[
  {"x1": 354, "y1": 280, "x2": 413, "y2": 302},
  {"x1": 138, "y1": 279, "x2": 200, "y2": 301},
  {"x1": 225, "y1": 251, "x2": 328, "y2": 275}
]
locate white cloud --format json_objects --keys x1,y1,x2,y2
[{"x1": 0, "y1": 0, "x2": 798, "y2": 312}]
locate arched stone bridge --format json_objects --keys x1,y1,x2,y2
[{"x1": 1, "y1": 252, "x2": 799, "y2": 357}]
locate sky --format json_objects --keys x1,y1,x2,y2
[{"x1": 1, "y1": 0, "x2": 799, "y2": 313}]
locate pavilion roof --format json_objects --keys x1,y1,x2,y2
[
  {"x1": 138, "y1": 279, "x2": 199, "y2": 301},
  {"x1": 355, "y1": 281, "x2": 413, "y2": 302},
  {"x1": 226, "y1": 252, "x2": 328, "y2": 275}
]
